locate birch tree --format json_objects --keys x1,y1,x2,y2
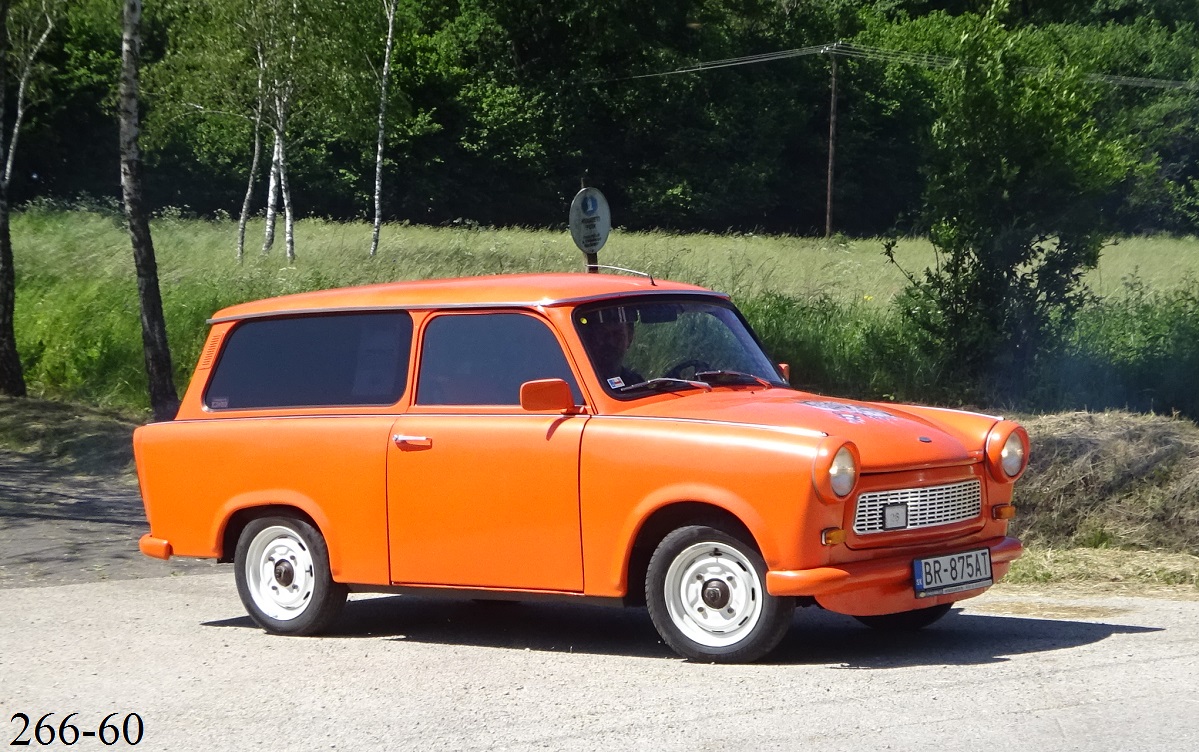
[
  {"x1": 257, "y1": 0, "x2": 307, "y2": 263},
  {"x1": 369, "y1": 0, "x2": 398, "y2": 257},
  {"x1": 147, "y1": 0, "x2": 311, "y2": 263},
  {"x1": 120, "y1": 0, "x2": 178, "y2": 421},
  {"x1": 236, "y1": 60, "x2": 265, "y2": 262},
  {"x1": 0, "y1": 0, "x2": 65, "y2": 397}
]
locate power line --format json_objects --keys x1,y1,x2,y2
[
  {"x1": 615, "y1": 43, "x2": 828, "y2": 81},
  {"x1": 610, "y1": 40, "x2": 1199, "y2": 93}
]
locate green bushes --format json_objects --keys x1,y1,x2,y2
[
  {"x1": 738, "y1": 292, "x2": 949, "y2": 404},
  {"x1": 1036, "y1": 279, "x2": 1199, "y2": 417},
  {"x1": 741, "y1": 282, "x2": 1199, "y2": 420}
]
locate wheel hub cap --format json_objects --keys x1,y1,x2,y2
[
  {"x1": 702, "y1": 578, "x2": 730, "y2": 608},
  {"x1": 273, "y1": 560, "x2": 295, "y2": 587}
]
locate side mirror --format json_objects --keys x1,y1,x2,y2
[
  {"x1": 778, "y1": 363, "x2": 791, "y2": 382},
  {"x1": 519, "y1": 378, "x2": 576, "y2": 412}
]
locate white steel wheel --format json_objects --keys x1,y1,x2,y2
[
  {"x1": 646, "y1": 525, "x2": 794, "y2": 663},
  {"x1": 664, "y1": 541, "x2": 764, "y2": 647},
  {"x1": 245, "y1": 525, "x2": 316, "y2": 621},
  {"x1": 234, "y1": 516, "x2": 346, "y2": 636}
]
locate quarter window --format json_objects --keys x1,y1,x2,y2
[
  {"x1": 205, "y1": 312, "x2": 413, "y2": 409},
  {"x1": 416, "y1": 313, "x2": 582, "y2": 406}
]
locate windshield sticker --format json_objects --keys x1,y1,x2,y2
[
  {"x1": 801, "y1": 400, "x2": 896, "y2": 424},
  {"x1": 607, "y1": 377, "x2": 625, "y2": 389}
]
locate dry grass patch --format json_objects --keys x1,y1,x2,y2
[{"x1": 1013, "y1": 410, "x2": 1199, "y2": 553}]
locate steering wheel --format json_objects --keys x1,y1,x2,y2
[{"x1": 664, "y1": 359, "x2": 712, "y2": 380}]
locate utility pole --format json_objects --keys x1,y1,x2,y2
[{"x1": 825, "y1": 44, "x2": 839, "y2": 239}]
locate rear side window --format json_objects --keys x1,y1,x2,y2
[
  {"x1": 205, "y1": 312, "x2": 413, "y2": 409},
  {"x1": 416, "y1": 313, "x2": 582, "y2": 406}
]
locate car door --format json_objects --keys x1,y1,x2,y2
[{"x1": 386, "y1": 310, "x2": 587, "y2": 591}]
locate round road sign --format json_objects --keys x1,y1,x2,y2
[{"x1": 569, "y1": 187, "x2": 611, "y2": 255}]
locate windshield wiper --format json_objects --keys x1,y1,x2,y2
[
  {"x1": 694, "y1": 370, "x2": 776, "y2": 388},
  {"x1": 618, "y1": 377, "x2": 713, "y2": 394}
]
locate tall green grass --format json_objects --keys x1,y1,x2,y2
[{"x1": 12, "y1": 208, "x2": 1199, "y2": 415}]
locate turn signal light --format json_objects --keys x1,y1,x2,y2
[
  {"x1": 821, "y1": 528, "x2": 847, "y2": 546},
  {"x1": 992, "y1": 504, "x2": 1016, "y2": 520}
]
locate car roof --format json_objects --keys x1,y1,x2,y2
[{"x1": 209, "y1": 272, "x2": 724, "y2": 323}]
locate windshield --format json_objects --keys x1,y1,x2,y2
[{"x1": 573, "y1": 297, "x2": 788, "y2": 398}]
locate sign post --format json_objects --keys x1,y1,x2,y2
[{"x1": 568, "y1": 186, "x2": 610, "y2": 273}]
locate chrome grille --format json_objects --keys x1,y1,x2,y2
[{"x1": 853, "y1": 479, "x2": 982, "y2": 534}]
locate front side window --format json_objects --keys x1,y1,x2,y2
[
  {"x1": 416, "y1": 313, "x2": 582, "y2": 406},
  {"x1": 574, "y1": 298, "x2": 786, "y2": 398},
  {"x1": 205, "y1": 312, "x2": 413, "y2": 409}
]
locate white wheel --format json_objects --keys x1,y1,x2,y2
[
  {"x1": 234, "y1": 516, "x2": 346, "y2": 635},
  {"x1": 662, "y1": 541, "x2": 764, "y2": 648},
  {"x1": 244, "y1": 525, "x2": 317, "y2": 621},
  {"x1": 646, "y1": 525, "x2": 794, "y2": 663}
]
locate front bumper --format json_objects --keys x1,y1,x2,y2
[
  {"x1": 765, "y1": 535, "x2": 1023, "y2": 616},
  {"x1": 139, "y1": 534, "x2": 173, "y2": 560}
]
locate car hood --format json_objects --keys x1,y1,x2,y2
[{"x1": 617, "y1": 389, "x2": 991, "y2": 471}]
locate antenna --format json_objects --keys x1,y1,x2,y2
[{"x1": 587, "y1": 265, "x2": 656, "y2": 286}]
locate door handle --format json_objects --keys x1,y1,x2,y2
[{"x1": 392, "y1": 434, "x2": 433, "y2": 449}]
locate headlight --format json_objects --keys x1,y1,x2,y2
[
  {"x1": 814, "y1": 440, "x2": 859, "y2": 502},
  {"x1": 985, "y1": 422, "x2": 1028, "y2": 482},
  {"x1": 1000, "y1": 432, "x2": 1025, "y2": 477},
  {"x1": 829, "y1": 446, "x2": 857, "y2": 497}
]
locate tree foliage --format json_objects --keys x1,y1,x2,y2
[
  {"x1": 887, "y1": 4, "x2": 1131, "y2": 393},
  {"x1": 0, "y1": 0, "x2": 1193, "y2": 236}
]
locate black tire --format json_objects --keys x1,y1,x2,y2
[
  {"x1": 234, "y1": 515, "x2": 347, "y2": 635},
  {"x1": 646, "y1": 525, "x2": 794, "y2": 663},
  {"x1": 853, "y1": 603, "x2": 953, "y2": 631}
]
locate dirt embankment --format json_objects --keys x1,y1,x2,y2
[{"x1": 1015, "y1": 411, "x2": 1199, "y2": 554}]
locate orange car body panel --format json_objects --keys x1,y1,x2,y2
[{"x1": 134, "y1": 272, "x2": 1025, "y2": 615}]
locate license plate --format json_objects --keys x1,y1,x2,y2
[{"x1": 913, "y1": 549, "x2": 992, "y2": 598}]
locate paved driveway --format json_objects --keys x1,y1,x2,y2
[
  {"x1": 3, "y1": 449, "x2": 1198, "y2": 751},
  {"x1": 3, "y1": 572, "x2": 1198, "y2": 750}
]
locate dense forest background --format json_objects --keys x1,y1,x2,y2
[{"x1": 11, "y1": 0, "x2": 1199, "y2": 236}]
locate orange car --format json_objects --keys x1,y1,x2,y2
[{"x1": 134, "y1": 272, "x2": 1027, "y2": 663}]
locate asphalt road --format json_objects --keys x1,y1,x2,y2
[
  {"x1": 2, "y1": 450, "x2": 1198, "y2": 750},
  {"x1": 3, "y1": 571, "x2": 1198, "y2": 751}
]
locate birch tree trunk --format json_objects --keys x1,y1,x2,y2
[
  {"x1": 262, "y1": 133, "x2": 280, "y2": 254},
  {"x1": 120, "y1": 0, "x2": 178, "y2": 421},
  {"x1": 275, "y1": 97, "x2": 295, "y2": 263},
  {"x1": 236, "y1": 65, "x2": 266, "y2": 263},
  {"x1": 369, "y1": 0, "x2": 397, "y2": 258}
]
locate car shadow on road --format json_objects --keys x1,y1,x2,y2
[
  {"x1": 765, "y1": 607, "x2": 1161, "y2": 668},
  {"x1": 204, "y1": 596, "x2": 1161, "y2": 665}
]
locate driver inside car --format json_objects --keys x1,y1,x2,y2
[{"x1": 580, "y1": 313, "x2": 643, "y2": 388}]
